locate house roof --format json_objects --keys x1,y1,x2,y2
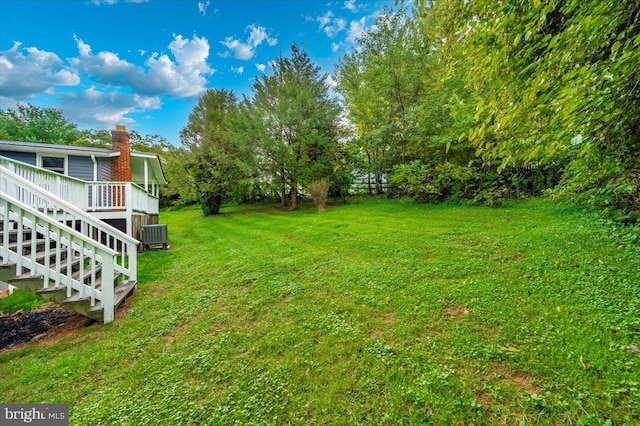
[
  {"x1": 0, "y1": 140, "x2": 119, "y2": 157},
  {"x1": 131, "y1": 151, "x2": 168, "y2": 185},
  {"x1": 0, "y1": 139, "x2": 167, "y2": 185}
]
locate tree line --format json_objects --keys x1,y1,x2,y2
[
  {"x1": 2, "y1": 1, "x2": 638, "y2": 220},
  {"x1": 177, "y1": 1, "x2": 638, "y2": 219}
]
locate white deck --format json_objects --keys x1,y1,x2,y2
[{"x1": 0, "y1": 156, "x2": 159, "y2": 236}]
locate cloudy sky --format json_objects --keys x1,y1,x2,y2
[{"x1": 0, "y1": 0, "x2": 397, "y2": 145}]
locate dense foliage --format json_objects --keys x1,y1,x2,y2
[
  {"x1": 237, "y1": 45, "x2": 343, "y2": 209},
  {"x1": 334, "y1": 2, "x2": 639, "y2": 217},
  {"x1": 430, "y1": 0, "x2": 639, "y2": 215},
  {"x1": 179, "y1": 89, "x2": 256, "y2": 214}
]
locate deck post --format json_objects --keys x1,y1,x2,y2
[
  {"x1": 125, "y1": 183, "x2": 133, "y2": 237},
  {"x1": 144, "y1": 159, "x2": 149, "y2": 191},
  {"x1": 101, "y1": 254, "x2": 115, "y2": 323}
]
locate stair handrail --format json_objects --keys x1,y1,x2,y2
[
  {"x1": 0, "y1": 165, "x2": 138, "y2": 283},
  {"x1": 1, "y1": 194, "x2": 118, "y2": 322}
]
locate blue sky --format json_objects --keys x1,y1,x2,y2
[{"x1": 0, "y1": 0, "x2": 398, "y2": 145}]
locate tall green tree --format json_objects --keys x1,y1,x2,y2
[
  {"x1": 337, "y1": 8, "x2": 434, "y2": 194},
  {"x1": 180, "y1": 89, "x2": 255, "y2": 215},
  {"x1": 239, "y1": 45, "x2": 342, "y2": 209}
]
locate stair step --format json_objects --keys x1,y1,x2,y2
[
  {"x1": 7, "y1": 253, "x2": 80, "y2": 278},
  {"x1": 87, "y1": 281, "x2": 136, "y2": 314},
  {"x1": 10, "y1": 272, "x2": 45, "y2": 282},
  {"x1": 49, "y1": 256, "x2": 83, "y2": 273},
  {"x1": 62, "y1": 291, "x2": 98, "y2": 304},
  {"x1": 7, "y1": 274, "x2": 46, "y2": 292},
  {"x1": 6, "y1": 238, "x2": 48, "y2": 251},
  {"x1": 70, "y1": 265, "x2": 103, "y2": 282},
  {"x1": 35, "y1": 285, "x2": 70, "y2": 304},
  {"x1": 60, "y1": 271, "x2": 123, "y2": 304},
  {"x1": 37, "y1": 285, "x2": 66, "y2": 294},
  {"x1": 25, "y1": 249, "x2": 67, "y2": 264}
]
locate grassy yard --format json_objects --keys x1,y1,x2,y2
[{"x1": 1, "y1": 198, "x2": 639, "y2": 424}]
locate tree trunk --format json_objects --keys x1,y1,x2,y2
[
  {"x1": 291, "y1": 183, "x2": 298, "y2": 210},
  {"x1": 280, "y1": 171, "x2": 287, "y2": 207},
  {"x1": 366, "y1": 151, "x2": 373, "y2": 195}
]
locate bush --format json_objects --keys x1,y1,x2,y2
[
  {"x1": 201, "y1": 192, "x2": 223, "y2": 215},
  {"x1": 391, "y1": 161, "x2": 476, "y2": 203},
  {"x1": 308, "y1": 178, "x2": 330, "y2": 212},
  {"x1": 391, "y1": 160, "x2": 562, "y2": 206}
]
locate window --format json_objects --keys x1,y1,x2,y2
[{"x1": 39, "y1": 155, "x2": 66, "y2": 174}]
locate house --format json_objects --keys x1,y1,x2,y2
[
  {"x1": 0, "y1": 125, "x2": 165, "y2": 323},
  {"x1": 0, "y1": 125, "x2": 166, "y2": 240}
]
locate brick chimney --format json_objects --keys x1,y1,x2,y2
[{"x1": 111, "y1": 124, "x2": 132, "y2": 182}]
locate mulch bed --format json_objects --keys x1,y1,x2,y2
[{"x1": 0, "y1": 305, "x2": 93, "y2": 350}]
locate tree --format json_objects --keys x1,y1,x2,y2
[
  {"x1": 239, "y1": 45, "x2": 342, "y2": 209},
  {"x1": 180, "y1": 89, "x2": 255, "y2": 215},
  {"x1": 336, "y1": 8, "x2": 435, "y2": 194},
  {"x1": 0, "y1": 103, "x2": 83, "y2": 144}
]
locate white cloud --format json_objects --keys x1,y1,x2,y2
[
  {"x1": 324, "y1": 17, "x2": 347, "y2": 38},
  {"x1": 220, "y1": 24, "x2": 277, "y2": 60},
  {"x1": 220, "y1": 38, "x2": 254, "y2": 60},
  {"x1": 331, "y1": 42, "x2": 342, "y2": 52},
  {"x1": 316, "y1": 11, "x2": 334, "y2": 28},
  {"x1": 248, "y1": 25, "x2": 277, "y2": 47},
  {"x1": 324, "y1": 74, "x2": 337, "y2": 89},
  {"x1": 314, "y1": 10, "x2": 347, "y2": 39},
  {"x1": 197, "y1": 0, "x2": 210, "y2": 16},
  {"x1": 60, "y1": 86, "x2": 161, "y2": 128},
  {"x1": 231, "y1": 66, "x2": 244, "y2": 74},
  {"x1": 71, "y1": 33, "x2": 213, "y2": 97},
  {"x1": 347, "y1": 17, "x2": 367, "y2": 42},
  {"x1": 255, "y1": 63, "x2": 266, "y2": 72},
  {"x1": 343, "y1": 0, "x2": 358, "y2": 12},
  {"x1": 0, "y1": 42, "x2": 80, "y2": 100}
]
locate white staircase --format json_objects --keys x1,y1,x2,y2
[{"x1": 0, "y1": 166, "x2": 138, "y2": 323}]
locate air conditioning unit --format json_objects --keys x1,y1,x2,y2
[{"x1": 141, "y1": 224, "x2": 168, "y2": 251}]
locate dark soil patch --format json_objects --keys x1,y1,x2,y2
[{"x1": 0, "y1": 304, "x2": 93, "y2": 351}]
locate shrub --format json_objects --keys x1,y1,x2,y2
[
  {"x1": 201, "y1": 192, "x2": 223, "y2": 215},
  {"x1": 308, "y1": 178, "x2": 330, "y2": 212},
  {"x1": 391, "y1": 161, "x2": 476, "y2": 203},
  {"x1": 391, "y1": 160, "x2": 562, "y2": 206}
]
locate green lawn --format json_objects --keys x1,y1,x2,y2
[{"x1": 1, "y1": 198, "x2": 639, "y2": 424}]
